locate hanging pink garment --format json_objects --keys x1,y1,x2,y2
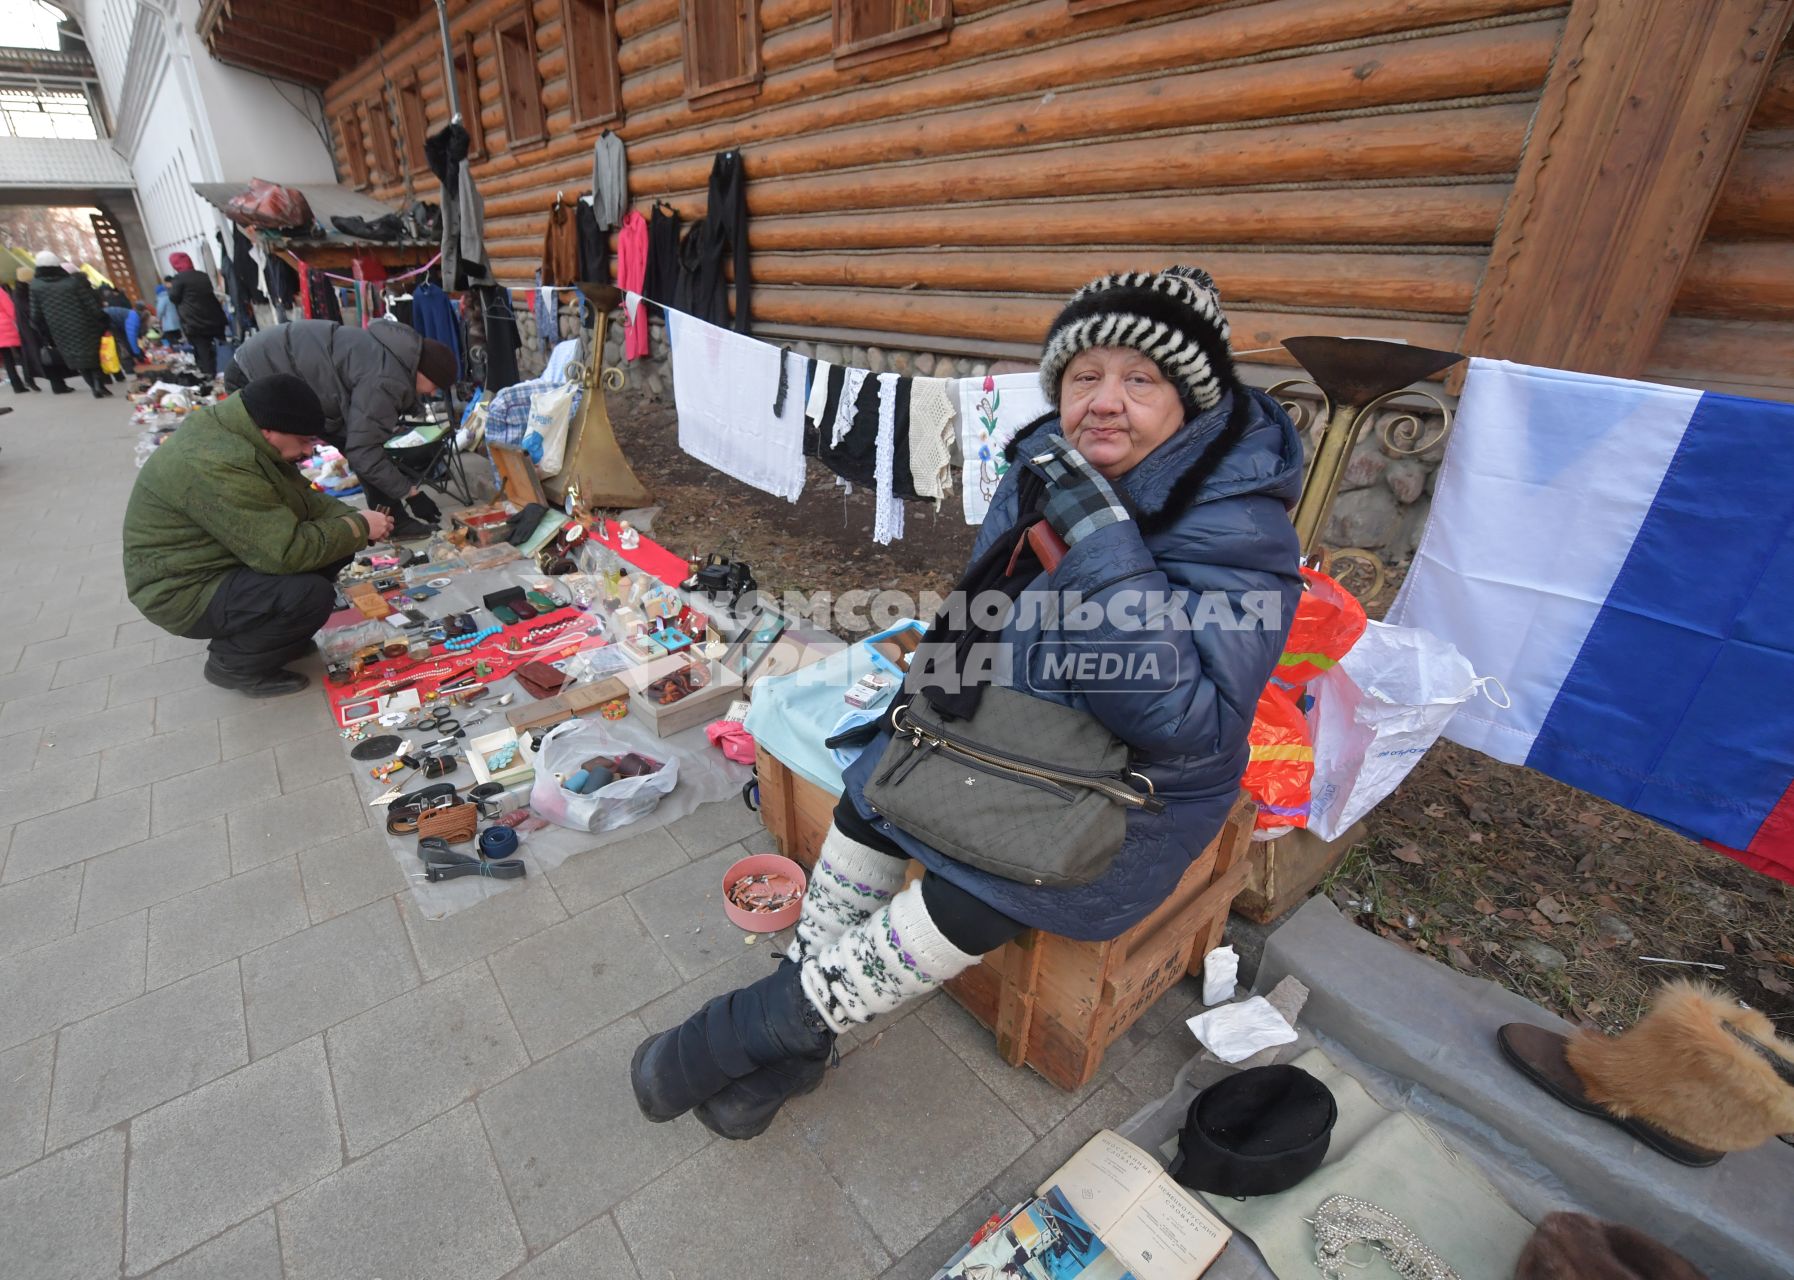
[{"x1": 616, "y1": 209, "x2": 650, "y2": 361}]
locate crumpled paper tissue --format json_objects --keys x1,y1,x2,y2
[{"x1": 1186, "y1": 995, "x2": 1298, "y2": 1064}]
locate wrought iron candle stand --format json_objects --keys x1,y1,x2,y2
[{"x1": 1271, "y1": 336, "x2": 1464, "y2": 601}]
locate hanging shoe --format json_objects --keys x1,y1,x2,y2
[{"x1": 630, "y1": 956, "x2": 833, "y2": 1124}]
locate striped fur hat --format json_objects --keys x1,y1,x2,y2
[{"x1": 1039, "y1": 267, "x2": 1237, "y2": 414}]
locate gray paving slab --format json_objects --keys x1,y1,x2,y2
[
  {"x1": 0, "y1": 1127, "x2": 126, "y2": 1280},
  {"x1": 916, "y1": 991, "x2": 1131, "y2": 1138},
  {"x1": 0, "y1": 863, "x2": 82, "y2": 960},
  {"x1": 212, "y1": 691, "x2": 335, "y2": 755},
  {"x1": 96, "y1": 721, "x2": 221, "y2": 795},
  {"x1": 153, "y1": 681, "x2": 298, "y2": 734},
  {"x1": 665, "y1": 796, "x2": 768, "y2": 857},
  {"x1": 545, "y1": 824, "x2": 689, "y2": 915},
  {"x1": 0, "y1": 676, "x2": 111, "y2": 733},
  {"x1": 76, "y1": 816, "x2": 232, "y2": 929},
  {"x1": 125, "y1": 1036, "x2": 342, "y2": 1274},
  {"x1": 1116, "y1": 1018, "x2": 1203, "y2": 1100},
  {"x1": 880, "y1": 1189, "x2": 1009, "y2": 1280},
  {"x1": 149, "y1": 750, "x2": 280, "y2": 834},
  {"x1": 0, "y1": 1036, "x2": 53, "y2": 1177},
  {"x1": 400, "y1": 875, "x2": 569, "y2": 980},
  {"x1": 51, "y1": 638, "x2": 154, "y2": 689},
  {"x1": 0, "y1": 642, "x2": 17, "y2": 675},
  {"x1": 240, "y1": 897, "x2": 418, "y2": 1059},
  {"x1": 983, "y1": 1078, "x2": 1148, "y2": 1212},
  {"x1": 327, "y1": 962, "x2": 529, "y2": 1157},
  {"x1": 0, "y1": 750, "x2": 98, "y2": 830},
  {"x1": 0, "y1": 909, "x2": 144, "y2": 1051},
  {"x1": 30, "y1": 696, "x2": 155, "y2": 762},
  {"x1": 107, "y1": 651, "x2": 208, "y2": 707},
  {"x1": 506, "y1": 1215, "x2": 639, "y2": 1280},
  {"x1": 616, "y1": 1116, "x2": 892, "y2": 1280},
  {"x1": 18, "y1": 626, "x2": 118, "y2": 674},
  {"x1": 151, "y1": 633, "x2": 210, "y2": 665},
  {"x1": 791, "y1": 1014, "x2": 1033, "y2": 1257},
  {"x1": 46, "y1": 961, "x2": 248, "y2": 1151},
  {"x1": 634, "y1": 934, "x2": 790, "y2": 1035},
  {"x1": 140, "y1": 1212, "x2": 282, "y2": 1280},
  {"x1": 272, "y1": 728, "x2": 355, "y2": 794},
  {"x1": 114, "y1": 618, "x2": 163, "y2": 649},
  {"x1": 4, "y1": 783, "x2": 152, "y2": 881},
  {"x1": 145, "y1": 857, "x2": 308, "y2": 990},
  {"x1": 624, "y1": 841, "x2": 758, "y2": 980},
  {"x1": 488, "y1": 896, "x2": 682, "y2": 1059},
  {"x1": 226, "y1": 774, "x2": 367, "y2": 873},
  {"x1": 478, "y1": 1016, "x2": 710, "y2": 1251},
  {"x1": 0, "y1": 662, "x2": 53, "y2": 703},
  {"x1": 296, "y1": 825, "x2": 408, "y2": 923},
  {"x1": 277, "y1": 1104, "x2": 527, "y2": 1280},
  {"x1": 0, "y1": 726, "x2": 45, "y2": 779}
]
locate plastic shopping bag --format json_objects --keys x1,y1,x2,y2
[
  {"x1": 520, "y1": 382, "x2": 578, "y2": 477},
  {"x1": 1243, "y1": 687, "x2": 1316, "y2": 831},
  {"x1": 1306, "y1": 620, "x2": 1506, "y2": 841},
  {"x1": 99, "y1": 333, "x2": 121, "y2": 375},
  {"x1": 1270, "y1": 567, "x2": 1368, "y2": 699},
  {"x1": 529, "y1": 719, "x2": 679, "y2": 833}
]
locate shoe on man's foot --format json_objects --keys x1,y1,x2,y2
[{"x1": 203, "y1": 660, "x2": 310, "y2": 698}]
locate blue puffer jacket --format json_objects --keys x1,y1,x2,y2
[{"x1": 841, "y1": 387, "x2": 1304, "y2": 939}]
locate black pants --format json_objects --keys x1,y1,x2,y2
[
  {"x1": 359, "y1": 476, "x2": 413, "y2": 522},
  {"x1": 833, "y1": 794, "x2": 1026, "y2": 956},
  {"x1": 1, "y1": 348, "x2": 31, "y2": 391},
  {"x1": 81, "y1": 367, "x2": 109, "y2": 395},
  {"x1": 183, "y1": 562, "x2": 345, "y2": 676},
  {"x1": 190, "y1": 336, "x2": 220, "y2": 379}
]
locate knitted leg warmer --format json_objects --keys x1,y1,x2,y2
[
  {"x1": 800, "y1": 879, "x2": 982, "y2": 1033},
  {"x1": 786, "y1": 824, "x2": 909, "y2": 964}
]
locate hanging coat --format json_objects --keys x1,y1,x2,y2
[
  {"x1": 28, "y1": 265, "x2": 106, "y2": 371},
  {"x1": 541, "y1": 198, "x2": 579, "y2": 287},
  {"x1": 425, "y1": 123, "x2": 493, "y2": 291},
  {"x1": 616, "y1": 210, "x2": 649, "y2": 360}
]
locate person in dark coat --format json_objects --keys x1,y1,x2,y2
[
  {"x1": 631, "y1": 267, "x2": 1305, "y2": 1140},
  {"x1": 224, "y1": 319, "x2": 459, "y2": 539},
  {"x1": 167, "y1": 251, "x2": 228, "y2": 380},
  {"x1": 27, "y1": 251, "x2": 110, "y2": 397}
]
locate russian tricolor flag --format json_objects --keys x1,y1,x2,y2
[{"x1": 1389, "y1": 359, "x2": 1794, "y2": 883}]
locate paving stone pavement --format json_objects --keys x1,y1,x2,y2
[{"x1": 0, "y1": 390, "x2": 1207, "y2": 1277}]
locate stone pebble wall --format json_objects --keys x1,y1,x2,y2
[{"x1": 514, "y1": 302, "x2": 1447, "y2": 562}]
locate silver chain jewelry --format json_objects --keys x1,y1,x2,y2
[{"x1": 1309, "y1": 1194, "x2": 1463, "y2": 1280}]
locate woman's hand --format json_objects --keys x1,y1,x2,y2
[{"x1": 1033, "y1": 434, "x2": 1131, "y2": 547}]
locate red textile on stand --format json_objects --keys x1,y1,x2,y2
[{"x1": 617, "y1": 211, "x2": 650, "y2": 361}]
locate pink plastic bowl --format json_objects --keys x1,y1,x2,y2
[{"x1": 721, "y1": 852, "x2": 808, "y2": 932}]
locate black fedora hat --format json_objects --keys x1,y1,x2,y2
[{"x1": 1168, "y1": 1064, "x2": 1338, "y2": 1198}]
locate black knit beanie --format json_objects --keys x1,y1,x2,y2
[
  {"x1": 239, "y1": 373, "x2": 326, "y2": 438},
  {"x1": 1039, "y1": 266, "x2": 1238, "y2": 415},
  {"x1": 416, "y1": 338, "x2": 458, "y2": 390}
]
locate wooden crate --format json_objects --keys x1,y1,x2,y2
[
  {"x1": 754, "y1": 745, "x2": 1253, "y2": 1091},
  {"x1": 1231, "y1": 821, "x2": 1366, "y2": 925}
]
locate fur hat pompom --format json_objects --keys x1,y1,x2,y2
[
  {"x1": 1566, "y1": 980, "x2": 1794, "y2": 1151},
  {"x1": 1039, "y1": 265, "x2": 1237, "y2": 415}
]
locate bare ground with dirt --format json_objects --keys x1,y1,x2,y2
[{"x1": 611, "y1": 387, "x2": 1794, "y2": 1033}]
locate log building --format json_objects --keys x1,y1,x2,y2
[{"x1": 198, "y1": 0, "x2": 1793, "y2": 399}]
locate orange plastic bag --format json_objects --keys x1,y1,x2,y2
[
  {"x1": 1243, "y1": 687, "x2": 1314, "y2": 830},
  {"x1": 1270, "y1": 567, "x2": 1368, "y2": 699}
]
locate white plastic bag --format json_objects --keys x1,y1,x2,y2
[
  {"x1": 1306, "y1": 620, "x2": 1506, "y2": 841},
  {"x1": 1202, "y1": 944, "x2": 1240, "y2": 1006},
  {"x1": 529, "y1": 719, "x2": 679, "y2": 833},
  {"x1": 521, "y1": 382, "x2": 578, "y2": 478}
]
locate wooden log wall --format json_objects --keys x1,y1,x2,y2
[
  {"x1": 322, "y1": 0, "x2": 1583, "y2": 368},
  {"x1": 1646, "y1": 31, "x2": 1794, "y2": 398}
]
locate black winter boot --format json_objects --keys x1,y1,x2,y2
[
  {"x1": 630, "y1": 958, "x2": 834, "y2": 1124},
  {"x1": 693, "y1": 1053, "x2": 830, "y2": 1140}
]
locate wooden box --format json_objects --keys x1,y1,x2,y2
[
  {"x1": 1231, "y1": 821, "x2": 1366, "y2": 925},
  {"x1": 754, "y1": 744, "x2": 1254, "y2": 1091}
]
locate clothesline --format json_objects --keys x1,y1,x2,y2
[{"x1": 286, "y1": 249, "x2": 444, "y2": 286}]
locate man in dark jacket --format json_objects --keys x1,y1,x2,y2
[
  {"x1": 167, "y1": 251, "x2": 228, "y2": 380},
  {"x1": 225, "y1": 320, "x2": 458, "y2": 540},
  {"x1": 123, "y1": 374, "x2": 395, "y2": 697},
  {"x1": 27, "y1": 251, "x2": 109, "y2": 397}
]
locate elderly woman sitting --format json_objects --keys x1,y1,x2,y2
[{"x1": 632, "y1": 267, "x2": 1304, "y2": 1138}]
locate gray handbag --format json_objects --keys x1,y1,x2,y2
[{"x1": 862, "y1": 687, "x2": 1165, "y2": 888}]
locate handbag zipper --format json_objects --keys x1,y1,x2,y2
[
  {"x1": 890, "y1": 708, "x2": 1154, "y2": 810},
  {"x1": 899, "y1": 703, "x2": 1123, "y2": 783}
]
